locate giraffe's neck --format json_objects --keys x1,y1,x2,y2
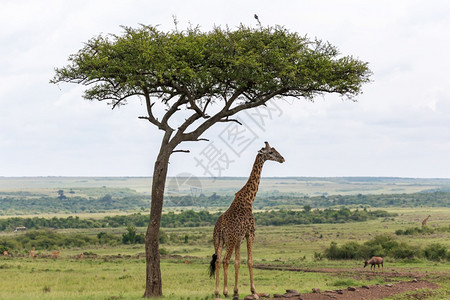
[{"x1": 234, "y1": 154, "x2": 265, "y2": 206}]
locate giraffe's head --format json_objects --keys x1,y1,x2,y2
[{"x1": 258, "y1": 141, "x2": 285, "y2": 163}]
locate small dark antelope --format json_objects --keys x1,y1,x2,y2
[{"x1": 364, "y1": 256, "x2": 384, "y2": 272}]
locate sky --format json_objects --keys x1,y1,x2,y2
[{"x1": 1, "y1": 0, "x2": 450, "y2": 179}]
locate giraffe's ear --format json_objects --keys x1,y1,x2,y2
[{"x1": 258, "y1": 149, "x2": 265, "y2": 155}]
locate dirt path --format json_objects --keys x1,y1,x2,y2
[
  {"x1": 254, "y1": 264, "x2": 430, "y2": 280},
  {"x1": 261, "y1": 280, "x2": 440, "y2": 300},
  {"x1": 228, "y1": 265, "x2": 444, "y2": 300},
  {"x1": 216, "y1": 280, "x2": 441, "y2": 300}
]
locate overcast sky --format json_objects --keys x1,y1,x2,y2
[{"x1": 1, "y1": 0, "x2": 450, "y2": 178}]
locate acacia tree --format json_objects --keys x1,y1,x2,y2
[{"x1": 51, "y1": 24, "x2": 371, "y2": 297}]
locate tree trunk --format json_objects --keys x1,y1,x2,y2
[{"x1": 143, "y1": 146, "x2": 171, "y2": 297}]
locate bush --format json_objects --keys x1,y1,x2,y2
[
  {"x1": 423, "y1": 243, "x2": 448, "y2": 261},
  {"x1": 340, "y1": 242, "x2": 361, "y2": 259},
  {"x1": 324, "y1": 242, "x2": 341, "y2": 259},
  {"x1": 364, "y1": 235, "x2": 398, "y2": 252},
  {"x1": 324, "y1": 234, "x2": 421, "y2": 260},
  {"x1": 313, "y1": 251, "x2": 324, "y2": 261},
  {"x1": 159, "y1": 230, "x2": 169, "y2": 244},
  {"x1": 391, "y1": 242, "x2": 417, "y2": 259},
  {"x1": 97, "y1": 232, "x2": 120, "y2": 245},
  {"x1": 122, "y1": 225, "x2": 145, "y2": 244},
  {"x1": 395, "y1": 226, "x2": 435, "y2": 235}
]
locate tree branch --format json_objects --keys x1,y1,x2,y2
[
  {"x1": 188, "y1": 95, "x2": 210, "y2": 118},
  {"x1": 161, "y1": 94, "x2": 187, "y2": 127},
  {"x1": 177, "y1": 113, "x2": 202, "y2": 135},
  {"x1": 172, "y1": 149, "x2": 190, "y2": 154},
  {"x1": 141, "y1": 86, "x2": 173, "y2": 132},
  {"x1": 218, "y1": 117, "x2": 242, "y2": 125},
  {"x1": 179, "y1": 88, "x2": 286, "y2": 143}
]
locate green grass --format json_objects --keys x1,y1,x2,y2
[{"x1": 0, "y1": 207, "x2": 448, "y2": 299}]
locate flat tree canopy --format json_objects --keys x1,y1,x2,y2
[
  {"x1": 53, "y1": 25, "x2": 370, "y2": 123},
  {"x1": 52, "y1": 24, "x2": 371, "y2": 298}
]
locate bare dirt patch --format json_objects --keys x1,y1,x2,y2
[
  {"x1": 240, "y1": 265, "x2": 443, "y2": 300},
  {"x1": 285, "y1": 280, "x2": 439, "y2": 300},
  {"x1": 254, "y1": 264, "x2": 430, "y2": 280}
]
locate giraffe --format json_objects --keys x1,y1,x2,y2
[
  {"x1": 422, "y1": 215, "x2": 431, "y2": 227},
  {"x1": 209, "y1": 142, "x2": 285, "y2": 300}
]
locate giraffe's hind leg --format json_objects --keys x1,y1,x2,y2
[
  {"x1": 233, "y1": 242, "x2": 241, "y2": 300},
  {"x1": 214, "y1": 242, "x2": 223, "y2": 297},
  {"x1": 222, "y1": 241, "x2": 235, "y2": 298}
]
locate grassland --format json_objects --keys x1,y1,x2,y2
[
  {"x1": 0, "y1": 207, "x2": 449, "y2": 300},
  {"x1": 0, "y1": 177, "x2": 449, "y2": 299}
]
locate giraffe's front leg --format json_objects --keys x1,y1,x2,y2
[{"x1": 233, "y1": 243, "x2": 241, "y2": 300}]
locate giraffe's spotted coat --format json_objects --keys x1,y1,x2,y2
[{"x1": 211, "y1": 142, "x2": 285, "y2": 299}]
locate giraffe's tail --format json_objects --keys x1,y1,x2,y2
[{"x1": 209, "y1": 253, "x2": 217, "y2": 278}]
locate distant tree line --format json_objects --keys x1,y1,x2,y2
[
  {"x1": 0, "y1": 194, "x2": 149, "y2": 215},
  {"x1": 320, "y1": 234, "x2": 449, "y2": 261},
  {"x1": 0, "y1": 208, "x2": 395, "y2": 231},
  {"x1": 0, "y1": 191, "x2": 448, "y2": 215},
  {"x1": 0, "y1": 214, "x2": 149, "y2": 231},
  {"x1": 0, "y1": 229, "x2": 120, "y2": 253},
  {"x1": 165, "y1": 191, "x2": 450, "y2": 208},
  {"x1": 312, "y1": 191, "x2": 450, "y2": 208},
  {"x1": 254, "y1": 207, "x2": 394, "y2": 226}
]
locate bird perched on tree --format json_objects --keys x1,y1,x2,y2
[{"x1": 254, "y1": 14, "x2": 262, "y2": 27}]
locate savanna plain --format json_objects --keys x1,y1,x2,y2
[{"x1": 0, "y1": 177, "x2": 449, "y2": 300}]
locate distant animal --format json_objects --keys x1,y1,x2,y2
[
  {"x1": 14, "y1": 226, "x2": 26, "y2": 232},
  {"x1": 364, "y1": 256, "x2": 383, "y2": 272},
  {"x1": 421, "y1": 215, "x2": 431, "y2": 227},
  {"x1": 3, "y1": 250, "x2": 9, "y2": 256},
  {"x1": 78, "y1": 253, "x2": 84, "y2": 259},
  {"x1": 51, "y1": 249, "x2": 61, "y2": 259},
  {"x1": 30, "y1": 247, "x2": 35, "y2": 258}
]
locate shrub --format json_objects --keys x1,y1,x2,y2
[
  {"x1": 391, "y1": 242, "x2": 417, "y2": 259},
  {"x1": 395, "y1": 226, "x2": 435, "y2": 235},
  {"x1": 324, "y1": 242, "x2": 341, "y2": 259},
  {"x1": 364, "y1": 234, "x2": 398, "y2": 252},
  {"x1": 159, "y1": 230, "x2": 169, "y2": 244},
  {"x1": 323, "y1": 234, "x2": 425, "y2": 261},
  {"x1": 97, "y1": 232, "x2": 120, "y2": 245},
  {"x1": 314, "y1": 251, "x2": 324, "y2": 261},
  {"x1": 340, "y1": 242, "x2": 361, "y2": 259},
  {"x1": 122, "y1": 225, "x2": 145, "y2": 244},
  {"x1": 423, "y1": 243, "x2": 448, "y2": 261}
]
